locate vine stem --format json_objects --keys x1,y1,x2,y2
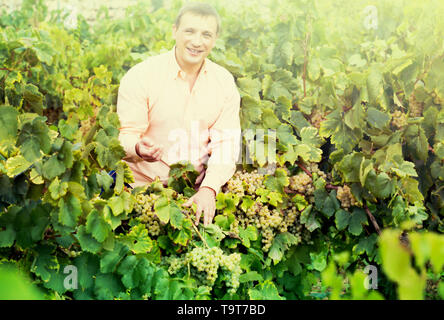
[
  {"x1": 364, "y1": 205, "x2": 381, "y2": 235},
  {"x1": 182, "y1": 209, "x2": 209, "y2": 249},
  {"x1": 296, "y1": 161, "x2": 312, "y2": 177}
]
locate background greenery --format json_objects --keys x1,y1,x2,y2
[{"x1": 0, "y1": 0, "x2": 443, "y2": 300}]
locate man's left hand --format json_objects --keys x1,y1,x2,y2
[{"x1": 183, "y1": 187, "x2": 216, "y2": 226}]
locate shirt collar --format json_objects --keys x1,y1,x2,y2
[{"x1": 170, "y1": 46, "x2": 208, "y2": 81}]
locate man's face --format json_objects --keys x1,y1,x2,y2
[{"x1": 173, "y1": 12, "x2": 218, "y2": 72}]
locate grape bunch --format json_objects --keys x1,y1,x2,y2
[
  {"x1": 134, "y1": 192, "x2": 163, "y2": 236},
  {"x1": 164, "y1": 246, "x2": 242, "y2": 293},
  {"x1": 391, "y1": 109, "x2": 408, "y2": 128},
  {"x1": 409, "y1": 92, "x2": 424, "y2": 117},
  {"x1": 223, "y1": 169, "x2": 265, "y2": 197},
  {"x1": 232, "y1": 201, "x2": 306, "y2": 252},
  {"x1": 310, "y1": 108, "x2": 326, "y2": 129},
  {"x1": 336, "y1": 185, "x2": 359, "y2": 208},
  {"x1": 306, "y1": 162, "x2": 327, "y2": 181},
  {"x1": 289, "y1": 172, "x2": 314, "y2": 195}
]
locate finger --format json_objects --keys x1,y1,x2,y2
[
  {"x1": 183, "y1": 197, "x2": 194, "y2": 207},
  {"x1": 195, "y1": 204, "x2": 203, "y2": 226},
  {"x1": 203, "y1": 207, "x2": 210, "y2": 227},
  {"x1": 140, "y1": 137, "x2": 154, "y2": 147},
  {"x1": 152, "y1": 149, "x2": 162, "y2": 160},
  {"x1": 205, "y1": 206, "x2": 215, "y2": 226}
]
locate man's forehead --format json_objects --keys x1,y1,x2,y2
[{"x1": 179, "y1": 12, "x2": 218, "y2": 32}]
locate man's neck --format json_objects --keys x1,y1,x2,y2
[{"x1": 174, "y1": 48, "x2": 204, "y2": 78}]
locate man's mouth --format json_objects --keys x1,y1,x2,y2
[{"x1": 187, "y1": 47, "x2": 202, "y2": 56}]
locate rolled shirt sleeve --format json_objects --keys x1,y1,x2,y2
[
  {"x1": 116, "y1": 67, "x2": 150, "y2": 161},
  {"x1": 200, "y1": 75, "x2": 241, "y2": 195}
]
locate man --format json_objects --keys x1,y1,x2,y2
[{"x1": 116, "y1": 3, "x2": 241, "y2": 227}]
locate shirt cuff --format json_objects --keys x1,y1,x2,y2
[
  {"x1": 120, "y1": 133, "x2": 142, "y2": 161},
  {"x1": 200, "y1": 176, "x2": 221, "y2": 196}
]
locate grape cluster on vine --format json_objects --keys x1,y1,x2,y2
[
  {"x1": 134, "y1": 192, "x2": 163, "y2": 236},
  {"x1": 391, "y1": 109, "x2": 408, "y2": 128},
  {"x1": 310, "y1": 108, "x2": 327, "y2": 129},
  {"x1": 336, "y1": 185, "x2": 359, "y2": 209},
  {"x1": 409, "y1": 92, "x2": 424, "y2": 117},
  {"x1": 163, "y1": 246, "x2": 242, "y2": 294},
  {"x1": 222, "y1": 169, "x2": 265, "y2": 197}
]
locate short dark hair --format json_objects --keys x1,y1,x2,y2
[{"x1": 174, "y1": 2, "x2": 221, "y2": 35}]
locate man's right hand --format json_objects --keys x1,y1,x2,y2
[{"x1": 135, "y1": 136, "x2": 163, "y2": 162}]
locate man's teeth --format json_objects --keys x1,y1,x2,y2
[{"x1": 189, "y1": 48, "x2": 200, "y2": 54}]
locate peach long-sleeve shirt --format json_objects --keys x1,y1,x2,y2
[{"x1": 116, "y1": 47, "x2": 241, "y2": 194}]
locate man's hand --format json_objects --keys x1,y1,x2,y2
[
  {"x1": 183, "y1": 187, "x2": 216, "y2": 226},
  {"x1": 136, "y1": 136, "x2": 163, "y2": 162}
]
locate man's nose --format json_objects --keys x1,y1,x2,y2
[{"x1": 191, "y1": 33, "x2": 203, "y2": 46}]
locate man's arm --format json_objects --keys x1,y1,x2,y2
[
  {"x1": 184, "y1": 74, "x2": 241, "y2": 226},
  {"x1": 116, "y1": 67, "x2": 150, "y2": 161},
  {"x1": 200, "y1": 74, "x2": 241, "y2": 195}
]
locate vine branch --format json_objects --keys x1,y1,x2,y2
[{"x1": 364, "y1": 205, "x2": 381, "y2": 235}]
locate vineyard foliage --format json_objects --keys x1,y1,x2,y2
[{"x1": 0, "y1": 0, "x2": 443, "y2": 300}]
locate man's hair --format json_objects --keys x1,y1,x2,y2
[{"x1": 174, "y1": 2, "x2": 221, "y2": 35}]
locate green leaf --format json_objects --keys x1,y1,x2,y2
[
  {"x1": 30, "y1": 244, "x2": 58, "y2": 282},
  {"x1": 96, "y1": 170, "x2": 114, "y2": 193},
  {"x1": 58, "y1": 195, "x2": 82, "y2": 228},
  {"x1": 238, "y1": 225, "x2": 258, "y2": 248},
  {"x1": 365, "y1": 171, "x2": 393, "y2": 199},
  {"x1": 94, "y1": 273, "x2": 125, "y2": 300},
  {"x1": 335, "y1": 209, "x2": 350, "y2": 231},
  {"x1": 23, "y1": 83, "x2": 43, "y2": 114},
  {"x1": 0, "y1": 106, "x2": 18, "y2": 141},
  {"x1": 248, "y1": 280, "x2": 285, "y2": 300},
  {"x1": 239, "y1": 271, "x2": 263, "y2": 283},
  {"x1": 268, "y1": 232, "x2": 299, "y2": 264},
  {"x1": 367, "y1": 67, "x2": 387, "y2": 110},
  {"x1": 379, "y1": 229, "x2": 426, "y2": 299},
  {"x1": 154, "y1": 197, "x2": 180, "y2": 225},
  {"x1": 276, "y1": 124, "x2": 298, "y2": 146},
  {"x1": 0, "y1": 226, "x2": 15, "y2": 248},
  {"x1": 74, "y1": 253, "x2": 100, "y2": 290},
  {"x1": 261, "y1": 108, "x2": 282, "y2": 129},
  {"x1": 348, "y1": 208, "x2": 368, "y2": 236},
  {"x1": 367, "y1": 107, "x2": 390, "y2": 130},
  {"x1": 17, "y1": 117, "x2": 51, "y2": 162},
  {"x1": 289, "y1": 111, "x2": 311, "y2": 135},
  {"x1": 237, "y1": 77, "x2": 261, "y2": 100},
  {"x1": 354, "y1": 234, "x2": 378, "y2": 257},
  {"x1": 126, "y1": 224, "x2": 153, "y2": 254},
  {"x1": 5, "y1": 155, "x2": 32, "y2": 178},
  {"x1": 300, "y1": 205, "x2": 320, "y2": 232},
  {"x1": 86, "y1": 209, "x2": 112, "y2": 243},
  {"x1": 215, "y1": 193, "x2": 240, "y2": 215},
  {"x1": 100, "y1": 242, "x2": 129, "y2": 273},
  {"x1": 240, "y1": 196, "x2": 255, "y2": 213},
  {"x1": 42, "y1": 155, "x2": 66, "y2": 180},
  {"x1": 264, "y1": 168, "x2": 289, "y2": 193},
  {"x1": 76, "y1": 225, "x2": 102, "y2": 254},
  {"x1": 48, "y1": 177, "x2": 68, "y2": 200},
  {"x1": 320, "y1": 110, "x2": 361, "y2": 153},
  {"x1": 108, "y1": 196, "x2": 125, "y2": 216}
]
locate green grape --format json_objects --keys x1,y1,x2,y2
[{"x1": 336, "y1": 185, "x2": 359, "y2": 208}]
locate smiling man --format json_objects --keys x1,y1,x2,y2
[{"x1": 117, "y1": 3, "x2": 241, "y2": 226}]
